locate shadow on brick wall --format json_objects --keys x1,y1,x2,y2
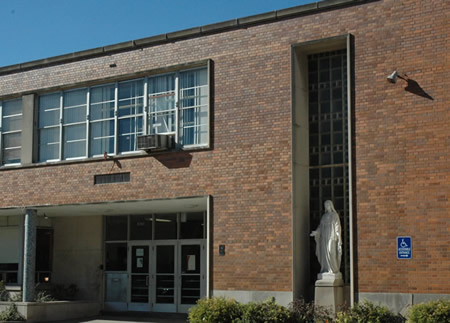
[
  {"x1": 403, "y1": 78, "x2": 434, "y2": 100},
  {"x1": 153, "y1": 151, "x2": 193, "y2": 169}
]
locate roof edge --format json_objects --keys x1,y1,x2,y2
[{"x1": 0, "y1": 0, "x2": 376, "y2": 75}]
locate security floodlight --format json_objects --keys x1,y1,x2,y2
[{"x1": 387, "y1": 71, "x2": 398, "y2": 83}]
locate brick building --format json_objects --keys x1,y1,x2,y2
[{"x1": 0, "y1": 0, "x2": 448, "y2": 315}]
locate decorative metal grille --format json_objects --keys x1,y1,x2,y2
[{"x1": 308, "y1": 49, "x2": 350, "y2": 283}]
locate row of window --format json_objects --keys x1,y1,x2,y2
[{"x1": 0, "y1": 67, "x2": 208, "y2": 165}]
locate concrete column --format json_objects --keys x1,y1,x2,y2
[
  {"x1": 23, "y1": 209, "x2": 37, "y2": 302},
  {"x1": 21, "y1": 94, "x2": 36, "y2": 165}
]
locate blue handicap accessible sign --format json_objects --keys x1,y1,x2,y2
[{"x1": 397, "y1": 236, "x2": 412, "y2": 259}]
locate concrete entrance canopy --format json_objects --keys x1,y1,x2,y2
[
  {"x1": 0, "y1": 196, "x2": 210, "y2": 308},
  {"x1": 0, "y1": 196, "x2": 208, "y2": 217}
]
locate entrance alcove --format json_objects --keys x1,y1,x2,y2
[{"x1": 291, "y1": 34, "x2": 354, "y2": 304}]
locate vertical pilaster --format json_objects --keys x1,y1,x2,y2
[
  {"x1": 21, "y1": 94, "x2": 36, "y2": 165},
  {"x1": 23, "y1": 209, "x2": 37, "y2": 302}
]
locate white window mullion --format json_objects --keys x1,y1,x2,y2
[
  {"x1": 86, "y1": 89, "x2": 90, "y2": 158},
  {"x1": 59, "y1": 93, "x2": 63, "y2": 161},
  {"x1": 175, "y1": 73, "x2": 179, "y2": 145},
  {"x1": 143, "y1": 78, "x2": 148, "y2": 136},
  {"x1": 114, "y1": 82, "x2": 118, "y2": 155}
]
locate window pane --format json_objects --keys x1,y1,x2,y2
[
  {"x1": 64, "y1": 89, "x2": 87, "y2": 107},
  {"x1": 155, "y1": 214, "x2": 177, "y2": 240},
  {"x1": 180, "y1": 212, "x2": 204, "y2": 239},
  {"x1": 148, "y1": 74, "x2": 175, "y2": 113},
  {"x1": 90, "y1": 120, "x2": 114, "y2": 156},
  {"x1": 118, "y1": 117, "x2": 143, "y2": 153},
  {"x1": 63, "y1": 124, "x2": 86, "y2": 158},
  {"x1": 180, "y1": 105, "x2": 208, "y2": 146},
  {"x1": 2, "y1": 99, "x2": 21, "y2": 116},
  {"x1": 105, "y1": 243, "x2": 127, "y2": 271},
  {"x1": 105, "y1": 216, "x2": 128, "y2": 241},
  {"x1": 149, "y1": 112, "x2": 176, "y2": 134},
  {"x1": 91, "y1": 84, "x2": 115, "y2": 120},
  {"x1": 39, "y1": 94, "x2": 60, "y2": 127},
  {"x1": 118, "y1": 98, "x2": 144, "y2": 117},
  {"x1": 39, "y1": 108, "x2": 60, "y2": 128},
  {"x1": 2, "y1": 133, "x2": 21, "y2": 148},
  {"x1": 118, "y1": 80, "x2": 144, "y2": 100},
  {"x1": 179, "y1": 68, "x2": 208, "y2": 146},
  {"x1": 91, "y1": 84, "x2": 115, "y2": 104},
  {"x1": 63, "y1": 89, "x2": 87, "y2": 124},
  {"x1": 2, "y1": 115, "x2": 21, "y2": 132},
  {"x1": 2, "y1": 148, "x2": 20, "y2": 165},
  {"x1": 118, "y1": 80, "x2": 144, "y2": 117},
  {"x1": 130, "y1": 215, "x2": 153, "y2": 240},
  {"x1": 39, "y1": 128, "x2": 60, "y2": 161},
  {"x1": 148, "y1": 74, "x2": 176, "y2": 135},
  {"x1": 91, "y1": 102, "x2": 115, "y2": 120},
  {"x1": 64, "y1": 105, "x2": 86, "y2": 124}
]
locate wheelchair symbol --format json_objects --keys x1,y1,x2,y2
[{"x1": 400, "y1": 239, "x2": 408, "y2": 248}]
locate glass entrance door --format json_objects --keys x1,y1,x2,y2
[
  {"x1": 151, "y1": 241, "x2": 205, "y2": 313},
  {"x1": 178, "y1": 242, "x2": 205, "y2": 313},
  {"x1": 128, "y1": 243, "x2": 151, "y2": 311},
  {"x1": 153, "y1": 243, "x2": 176, "y2": 312}
]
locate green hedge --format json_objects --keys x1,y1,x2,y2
[
  {"x1": 240, "y1": 298, "x2": 291, "y2": 323},
  {"x1": 188, "y1": 297, "x2": 242, "y2": 323},
  {"x1": 336, "y1": 300, "x2": 403, "y2": 323},
  {"x1": 407, "y1": 299, "x2": 450, "y2": 323},
  {"x1": 188, "y1": 297, "x2": 332, "y2": 323}
]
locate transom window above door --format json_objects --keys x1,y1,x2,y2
[{"x1": 38, "y1": 67, "x2": 208, "y2": 162}]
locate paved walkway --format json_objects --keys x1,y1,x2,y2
[{"x1": 56, "y1": 312, "x2": 188, "y2": 323}]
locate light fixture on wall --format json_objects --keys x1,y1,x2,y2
[{"x1": 387, "y1": 71, "x2": 407, "y2": 84}]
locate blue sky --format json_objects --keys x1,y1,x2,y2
[{"x1": 0, "y1": 0, "x2": 315, "y2": 67}]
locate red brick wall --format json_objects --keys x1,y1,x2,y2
[{"x1": 0, "y1": 0, "x2": 448, "y2": 294}]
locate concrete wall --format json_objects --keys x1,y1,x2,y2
[
  {"x1": 0, "y1": 301, "x2": 100, "y2": 323},
  {"x1": 52, "y1": 216, "x2": 103, "y2": 301},
  {"x1": 358, "y1": 292, "x2": 450, "y2": 314}
]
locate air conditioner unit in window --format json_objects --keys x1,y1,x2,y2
[{"x1": 137, "y1": 134, "x2": 170, "y2": 151}]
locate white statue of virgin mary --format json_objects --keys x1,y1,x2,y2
[{"x1": 311, "y1": 200, "x2": 342, "y2": 278}]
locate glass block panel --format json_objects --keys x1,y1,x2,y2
[{"x1": 308, "y1": 49, "x2": 349, "y2": 284}]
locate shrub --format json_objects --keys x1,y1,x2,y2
[
  {"x1": 188, "y1": 297, "x2": 243, "y2": 323},
  {"x1": 336, "y1": 300, "x2": 403, "y2": 323},
  {"x1": 0, "y1": 303, "x2": 25, "y2": 321},
  {"x1": 35, "y1": 290, "x2": 55, "y2": 303},
  {"x1": 0, "y1": 281, "x2": 7, "y2": 301},
  {"x1": 240, "y1": 297, "x2": 291, "y2": 323},
  {"x1": 289, "y1": 298, "x2": 333, "y2": 323},
  {"x1": 407, "y1": 299, "x2": 450, "y2": 323}
]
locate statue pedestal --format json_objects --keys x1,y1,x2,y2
[{"x1": 314, "y1": 274, "x2": 344, "y2": 315}]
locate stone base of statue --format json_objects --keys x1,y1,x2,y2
[{"x1": 314, "y1": 273, "x2": 344, "y2": 315}]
